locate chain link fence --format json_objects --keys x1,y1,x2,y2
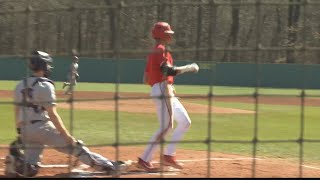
[{"x1": 0, "y1": 0, "x2": 319, "y2": 62}]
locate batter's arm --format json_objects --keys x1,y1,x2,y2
[
  {"x1": 160, "y1": 62, "x2": 199, "y2": 76},
  {"x1": 46, "y1": 105, "x2": 76, "y2": 144}
]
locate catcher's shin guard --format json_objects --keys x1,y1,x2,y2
[
  {"x1": 4, "y1": 155, "x2": 17, "y2": 177},
  {"x1": 5, "y1": 138, "x2": 24, "y2": 177}
]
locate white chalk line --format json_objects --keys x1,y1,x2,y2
[
  {"x1": 39, "y1": 164, "x2": 68, "y2": 168},
  {"x1": 0, "y1": 157, "x2": 263, "y2": 162},
  {"x1": 70, "y1": 170, "x2": 178, "y2": 177},
  {"x1": 302, "y1": 165, "x2": 320, "y2": 170},
  {"x1": 71, "y1": 172, "x2": 178, "y2": 177},
  {"x1": 36, "y1": 157, "x2": 263, "y2": 168},
  {"x1": 1, "y1": 157, "x2": 320, "y2": 174},
  {"x1": 153, "y1": 157, "x2": 264, "y2": 163},
  {"x1": 70, "y1": 164, "x2": 178, "y2": 177}
]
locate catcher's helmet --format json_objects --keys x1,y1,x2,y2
[
  {"x1": 28, "y1": 51, "x2": 53, "y2": 77},
  {"x1": 151, "y1": 22, "x2": 174, "y2": 42}
]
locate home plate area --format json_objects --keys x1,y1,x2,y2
[
  {"x1": 1, "y1": 146, "x2": 320, "y2": 177},
  {"x1": 69, "y1": 160, "x2": 181, "y2": 177}
]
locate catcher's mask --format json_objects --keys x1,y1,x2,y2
[{"x1": 28, "y1": 50, "x2": 53, "y2": 78}]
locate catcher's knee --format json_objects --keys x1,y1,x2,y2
[
  {"x1": 16, "y1": 162, "x2": 39, "y2": 177},
  {"x1": 9, "y1": 138, "x2": 23, "y2": 157}
]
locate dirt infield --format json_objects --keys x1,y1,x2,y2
[
  {"x1": 0, "y1": 146, "x2": 320, "y2": 178},
  {"x1": 1, "y1": 90, "x2": 320, "y2": 178}
]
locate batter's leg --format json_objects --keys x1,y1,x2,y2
[
  {"x1": 140, "y1": 95, "x2": 173, "y2": 162},
  {"x1": 62, "y1": 82, "x2": 70, "y2": 89},
  {"x1": 165, "y1": 97, "x2": 191, "y2": 156}
]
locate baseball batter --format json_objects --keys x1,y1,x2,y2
[
  {"x1": 5, "y1": 51, "x2": 127, "y2": 177},
  {"x1": 62, "y1": 55, "x2": 79, "y2": 95},
  {"x1": 137, "y1": 22, "x2": 199, "y2": 172}
]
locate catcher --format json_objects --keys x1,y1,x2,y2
[
  {"x1": 137, "y1": 22, "x2": 199, "y2": 172},
  {"x1": 4, "y1": 51, "x2": 128, "y2": 177},
  {"x1": 62, "y1": 54, "x2": 79, "y2": 95}
]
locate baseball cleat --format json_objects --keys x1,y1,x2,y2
[
  {"x1": 65, "y1": 91, "x2": 72, "y2": 95},
  {"x1": 114, "y1": 161, "x2": 129, "y2": 173},
  {"x1": 136, "y1": 158, "x2": 159, "y2": 172},
  {"x1": 103, "y1": 167, "x2": 116, "y2": 176},
  {"x1": 4, "y1": 155, "x2": 18, "y2": 177},
  {"x1": 104, "y1": 161, "x2": 129, "y2": 177},
  {"x1": 162, "y1": 155, "x2": 183, "y2": 169}
]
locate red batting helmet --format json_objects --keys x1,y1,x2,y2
[{"x1": 151, "y1": 22, "x2": 174, "y2": 42}]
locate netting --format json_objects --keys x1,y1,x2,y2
[{"x1": 1, "y1": 0, "x2": 320, "y2": 178}]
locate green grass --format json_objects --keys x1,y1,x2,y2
[
  {"x1": 0, "y1": 103, "x2": 16, "y2": 142},
  {"x1": 2, "y1": 80, "x2": 320, "y2": 96},
  {"x1": 1, "y1": 80, "x2": 320, "y2": 165}
]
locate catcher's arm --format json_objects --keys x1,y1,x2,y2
[
  {"x1": 160, "y1": 61, "x2": 199, "y2": 76},
  {"x1": 46, "y1": 105, "x2": 76, "y2": 145}
]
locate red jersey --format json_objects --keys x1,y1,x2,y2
[{"x1": 145, "y1": 44, "x2": 174, "y2": 86}]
